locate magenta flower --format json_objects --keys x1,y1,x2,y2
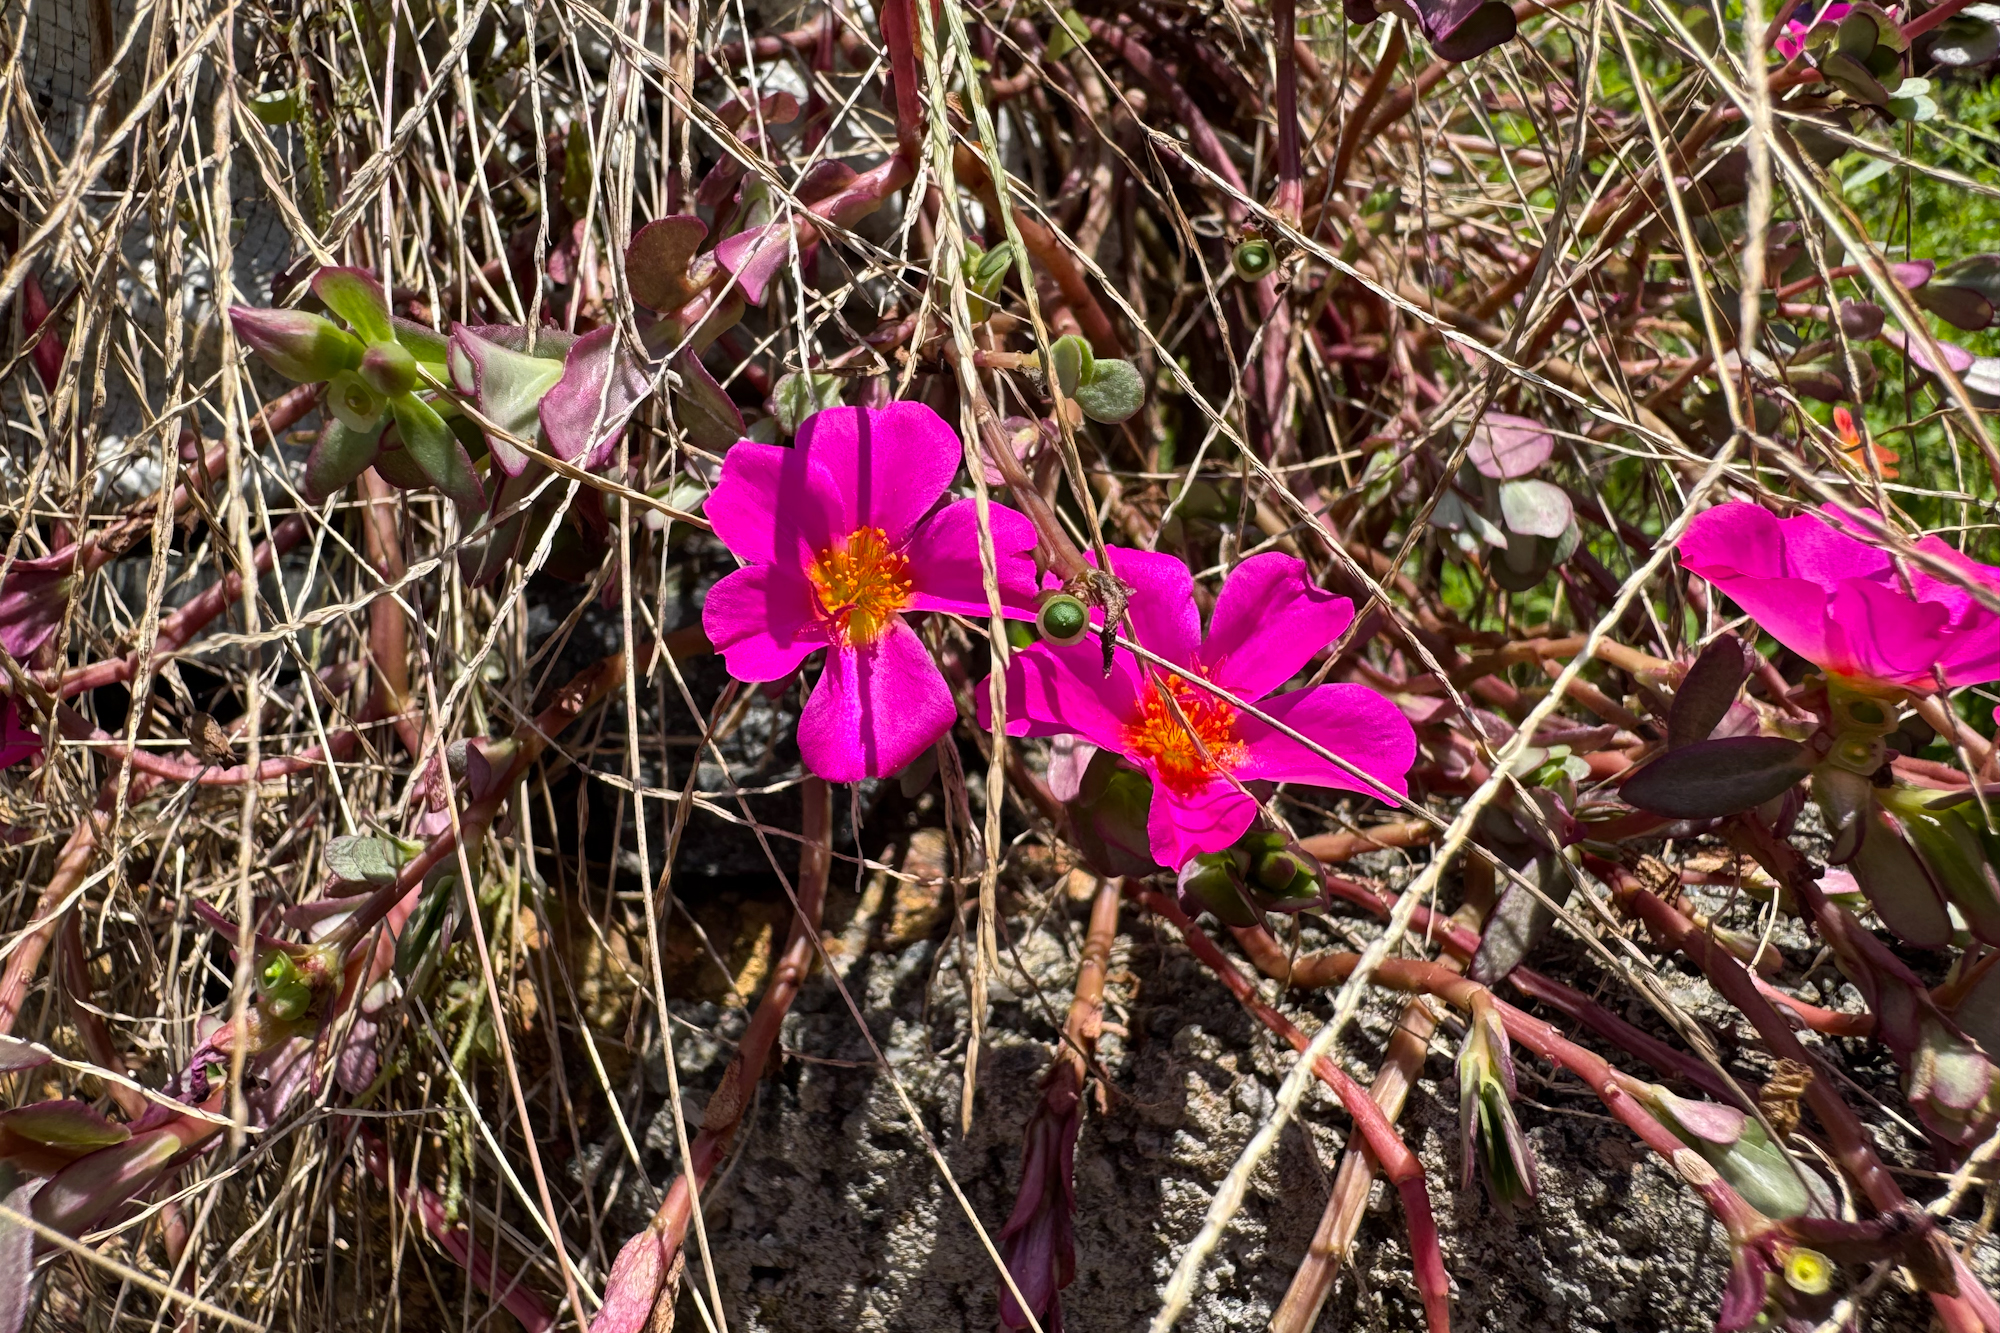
[
  {"x1": 702, "y1": 403, "x2": 1040, "y2": 782},
  {"x1": 990, "y1": 549, "x2": 1417, "y2": 868},
  {"x1": 1678, "y1": 502, "x2": 2000, "y2": 692},
  {"x1": 1775, "y1": 1, "x2": 1850, "y2": 58}
]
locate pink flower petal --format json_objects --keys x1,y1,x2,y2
[
  {"x1": 1234, "y1": 684, "x2": 1418, "y2": 803},
  {"x1": 1823, "y1": 578, "x2": 1952, "y2": 686},
  {"x1": 0, "y1": 547, "x2": 76, "y2": 660},
  {"x1": 706, "y1": 442, "x2": 848, "y2": 570},
  {"x1": 799, "y1": 619, "x2": 956, "y2": 781},
  {"x1": 0, "y1": 697, "x2": 40, "y2": 770},
  {"x1": 1101, "y1": 547, "x2": 1200, "y2": 666},
  {"x1": 796, "y1": 403, "x2": 964, "y2": 548},
  {"x1": 1197, "y1": 553, "x2": 1355, "y2": 700},
  {"x1": 702, "y1": 564, "x2": 829, "y2": 682},
  {"x1": 903, "y1": 498, "x2": 1041, "y2": 619},
  {"x1": 995, "y1": 641, "x2": 1145, "y2": 753},
  {"x1": 1146, "y1": 779, "x2": 1257, "y2": 867}
]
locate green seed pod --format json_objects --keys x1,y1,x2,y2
[
  {"x1": 1231, "y1": 238, "x2": 1276, "y2": 282},
  {"x1": 1178, "y1": 853, "x2": 1261, "y2": 927},
  {"x1": 328, "y1": 370, "x2": 388, "y2": 432},
  {"x1": 1255, "y1": 848, "x2": 1308, "y2": 893},
  {"x1": 1037, "y1": 592, "x2": 1091, "y2": 646}
]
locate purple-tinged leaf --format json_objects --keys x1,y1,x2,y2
[
  {"x1": 1670, "y1": 633, "x2": 1753, "y2": 750},
  {"x1": 1891, "y1": 259, "x2": 1937, "y2": 289},
  {"x1": 591, "y1": 1226, "x2": 666, "y2": 1333},
  {"x1": 627, "y1": 216, "x2": 713, "y2": 315},
  {"x1": 1913, "y1": 282, "x2": 1997, "y2": 331},
  {"x1": 1621, "y1": 736, "x2": 1811, "y2": 820},
  {"x1": 1655, "y1": 1092, "x2": 1747, "y2": 1145},
  {"x1": 449, "y1": 325, "x2": 565, "y2": 475},
  {"x1": 391, "y1": 394, "x2": 485, "y2": 514},
  {"x1": 671, "y1": 347, "x2": 746, "y2": 449},
  {"x1": 1881, "y1": 326, "x2": 1976, "y2": 377},
  {"x1": 1414, "y1": 0, "x2": 1519, "y2": 59},
  {"x1": 1841, "y1": 794, "x2": 1954, "y2": 947},
  {"x1": 797, "y1": 159, "x2": 861, "y2": 205},
  {"x1": 539, "y1": 326, "x2": 654, "y2": 469},
  {"x1": 0, "y1": 1039, "x2": 51, "y2": 1075},
  {"x1": 389, "y1": 315, "x2": 452, "y2": 366},
  {"x1": 311, "y1": 267, "x2": 394, "y2": 345},
  {"x1": 715, "y1": 223, "x2": 793, "y2": 306},
  {"x1": 1466, "y1": 412, "x2": 1554, "y2": 478},
  {"x1": 0, "y1": 699, "x2": 39, "y2": 771},
  {"x1": 1469, "y1": 856, "x2": 1568, "y2": 985},
  {"x1": 302, "y1": 418, "x2": 387, "y2": 503},
  {"x1": 1839, "y1": 299, "x2": 1885, "y2": 338},
  {"x1": 0, "y1": 1102, "x2": 128, "y2": 1151},
  {"x1": 1496, "y1": 478, "x2": 1571, "y2": 538},
  {"x1": 32, "y1": 1128, "x2": 183, "y2": 1237}
]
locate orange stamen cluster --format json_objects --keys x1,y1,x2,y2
[
  {"x1": 808, "y1": 526, "x2": 912, "y2": 648},
  {"x1": 1123, "y1": 673, "x2": 1246, "y2": 794},
  {"x1": 1834, "y1": 406, "x2": 1898, "y2": 480}
]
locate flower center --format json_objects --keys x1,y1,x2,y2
[
  {"x1": 1123, "y1": 673, "x2": 1246, "y2": 794},
  {"x1": 808, "y1": 527, "x2": 913, "y2": 648}
]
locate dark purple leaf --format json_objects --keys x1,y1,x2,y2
[
  {"x1": 1669, "y1": 632, "x2": 1752, "y2": 749},
  {"x1": 1620, "y1": 736, "x2": 1811, "y2": 820}
]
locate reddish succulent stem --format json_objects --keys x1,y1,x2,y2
[
  {"x1": 360, "y1": 1129, "x2": 557, "y2": 1332},
  {"x1": 595, "y1": 780, "x2": 832, "y2": 1331},
  {"x1": 1226, "y1": 924, "x2": 1772, "y2": 1240},
  {"x1": 1590, "y1": 854, "x2": 2000, "y2": 1333},
  {"x1": 0, "y1": 775, "x2": 157, "y2": 1036},
  {"x1": 951, "y1": 148, "x2": 1125, "y2": 357},
  {"x1": 359, "y1": 468, "x2": 423, "y2": 760},
  {"x1": 1131, "y1": 885, "x2": 1454, "y2": 1333},
  {"x1": 1270, "y1": 0, "x2": 1303, "y2": 224}
]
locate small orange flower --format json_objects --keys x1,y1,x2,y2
[{"x1": 1833, "y1": 406, "x2": 1898, "y2": 480}]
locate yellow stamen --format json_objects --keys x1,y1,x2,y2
[
  {"x1": 808, "y1": 527, "x2": 913, "y2": 648},
  {"x1": 1123, "y1": 673, "x2": 1246, "y2": 794}
]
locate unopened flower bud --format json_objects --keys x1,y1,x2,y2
[
  {"x1": 1177, "y1": 853, "x2": 1260, "y2": 927},
  {"x1": 228, "y1": 306, "x2": 364, "y2": 383},
  {"x1": 1458, "y1": 999, "x2": 1536, "y2": 1207},
  {"x1": 358, "y1": 340, "x2": 419, "y2": 397}
]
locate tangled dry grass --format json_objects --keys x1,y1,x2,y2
[{"x1": 5, "y1": 0, "x2": 2000, "y2": 1328}]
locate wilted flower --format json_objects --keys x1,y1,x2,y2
[
  {"x1": 1678, "y1": 502, "x2": 2000, "y2": 692},
  {"x1": 991, "y1": 549, "x2": 1416, "y2": 868},
  {"x1": 0, "y1": 697, "x2": 40, "y2": 770},
  {"x1": 702, "y1": 403, "x2": 1040, "y2": 782},
  {"x1": 998, "y1": 1068, "x2": 1082, "y2": 1332},
  {"x1": 1457, "y1": 998, "x2": 1536, "y2": 1207},
  {"x1": 0, "y1": 546, "x2": 77, "y2": 661}
]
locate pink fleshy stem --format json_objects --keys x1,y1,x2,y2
[
  {"x1": 55, "y1": 910, "x2": 147, "y2": 1120},
  {"x1": 0, "y1": 773, "x2": 159, "y2": 1036},
  {"x1": 1590, "y1": 853, "x2": 2000, "y2": 1333},
  {"x1": 57, "y1": 514, "x2": 311, "y2": 700},
  {"x1": 1272, "y1": 866, "x2": 1494, "y2": 1333},
  {"x1": 1130, "y1": 885, "x2": 1454, "y2": 1333},
  {"x1": 81, "y1": 384, "x2": 321, "y2": 578},
  {"x1": 49, "y1": 701, "x2": 372, "y2": 784},
  {"x1": 592, "y1": 779, "x2": 831, "y2": 1333},
  {"x1": 359, "y1": 1129, "x2": 556, "y2": 1332},
  {"x1": 357, "y1": 468, "x2": 425, "y2": 760},
  {"x1": 1270, "y1": 0, "x2": 1304, "y2": 226},
  {"x1": 1223, "y1": 920, "x2": 1776, "y2": 1245},
  {"x1": 1310, "y1": 872, "x2": 1746, "y2": 1098}
]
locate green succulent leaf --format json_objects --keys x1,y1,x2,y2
[
  {"x1": 1049, "y1": 334, "x2": 1093, "y2": 399},
  {"x1": 392, "y1": 392, "x2": 486, "y2": 514},
  {"x1": 312, "y1": 267, "x2": 395, "y2": 345},
  {"x1": 1074, "y1": 356, "x2": 1145, "y2": 424}
]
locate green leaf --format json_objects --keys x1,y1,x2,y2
[
  {"x1": 1074, "y1": 356, "x2": 1144, "y2": 424},
  {"x1": 302, "y1": 418, "x2": 386, "y2": 503},
  {"x1": 311, "y1": 267, "x2": 394, "y2": 345},
  {"x1": 1928, "y1": 14, "x2": 2000, "y2": 64},
  {"x1": 1621, "y1": 736, "x2": 1811, "y2": 819},
  {"x1": 773, "y1": 371, "x2": 845, "y2": 435},
  {"x1": 1496, "y1": 478, "x2": 1571, "y2": 538},
  {"x1": 1045, "y1": 7, "x2": 1089, "y2": 59},
  {"x1": 1049, "y1": 334, "x2": 1093, "y2": 398},
  {"x1": 1819, "y1": 50, "x2": 1890, "y2": 105},
  {"x1": 248, "y1": 89, "x2": 299, "y2": 124},
  {"x1": 391, "y1": 393, "x2": 486, "y2": 513},
  {"x1": 326, "y1": 834, "x2": 409, "y2": 886}
]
